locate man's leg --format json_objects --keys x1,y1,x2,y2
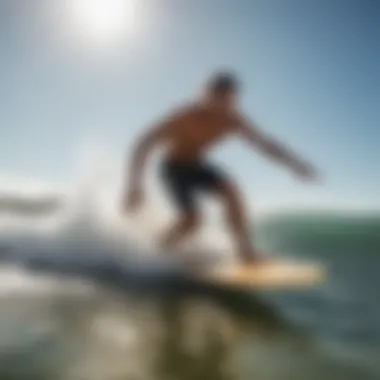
[
  {"x1": 160, "y1": 210, "x2": 200, "y2": 251},
  {"x1": 159, "y1": 159, "x2": 203, "y2": 254},
  {"x1": 214, "y1": 179, "x2": 258, "y2": 263}
]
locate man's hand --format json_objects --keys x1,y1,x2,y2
[
  {"x1": 291, "y1": 160, "x2": 319, "y2": 182},
  {"x1": 122, "y1": 186, "x2": 144, "y2": 214}
]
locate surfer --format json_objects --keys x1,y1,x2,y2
[{"x1": 123, "y1": 72, "x2": 318, "y2": 263}]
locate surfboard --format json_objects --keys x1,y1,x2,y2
[{"x1": 189, "y1": 259, "x2": 326, "y2": 289}]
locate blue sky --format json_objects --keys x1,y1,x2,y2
[{"x1": 0, "y1": 0, "x2": 379, "y2": 210}]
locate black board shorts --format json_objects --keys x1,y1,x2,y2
[{"x1": 161, "y1": 159, "x2": 225, "y2": 213}]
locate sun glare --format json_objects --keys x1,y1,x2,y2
[{"x1": 69, "y1": 0, "x2": 137, "y2": 44}]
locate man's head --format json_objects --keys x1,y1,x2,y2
[{"x1": 204, "y1": 71, "x2": 240, "y2": 110}]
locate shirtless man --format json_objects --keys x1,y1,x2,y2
[{"x1": 123, "y1": 72, "x2": 317, "y2": 263}]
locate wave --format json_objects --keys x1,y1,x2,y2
[
  {"x1": 0, "y1": 184, "x2": 379, "y2": 350},
  {"x1": 1, "y1": 190, "x2": 380, "y2": 260},
  {"x1": 0, "y1": 190, "x2": 293, "y2": 337}
]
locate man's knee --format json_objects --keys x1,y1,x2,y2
[
  {"x1": 217, "y1": 181, "x2": 242, "y2": 210},
  {"x1": 180, "y1": 211, "x2": 201, "y2": 231}
]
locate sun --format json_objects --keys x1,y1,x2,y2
[{"x1": 68, "y1": 0, "x2": 137, "y2": 44}]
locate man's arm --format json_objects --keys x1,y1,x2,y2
[
  {"x1": 123, "y1": 108, "x2": 183, "y2": 211},
  {"x1": 235, "y1": 114, "x2": 317, "y2": 179},
  {"x1": 128, "y1": 124, "x2": 167, "y2": 192}
]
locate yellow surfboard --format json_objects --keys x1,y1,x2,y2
[{"x1": 191, "y1": 260, "x2": 326, "y2": 289}]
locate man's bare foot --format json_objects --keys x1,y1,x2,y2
[{"x1": 243, "y1": 252, "x2": 271, "y2": 266}]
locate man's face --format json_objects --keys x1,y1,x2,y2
[{"x1": 210, "y1": 88, "x2": 238, "y2": 110}]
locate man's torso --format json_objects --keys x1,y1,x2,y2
[{"x1": 165, "y1": 103, "x2": 238, "y2": 162}]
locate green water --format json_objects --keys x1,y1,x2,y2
[{"x1": 0, "y1": 211, "x2": 379, "y2": 380}]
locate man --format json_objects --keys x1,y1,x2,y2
[{"x1": 123, "y1": 72, "x2": 317, "y2": 263}]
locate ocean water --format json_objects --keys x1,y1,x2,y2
[{"x1": 0, "y1": 196, "x2": 379, "y2": 380}]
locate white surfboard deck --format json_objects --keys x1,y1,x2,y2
[{"x1": 188, "y1": 259, "x2": 326, "y2": 289}]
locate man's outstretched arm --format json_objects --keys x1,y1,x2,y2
[{"x1": 235, "y1": 114, "x2": 317, "y2": 180}]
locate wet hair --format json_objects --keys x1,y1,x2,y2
[{"x1": 207, "y1": 71, "x2": 240, "y2": 94}]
